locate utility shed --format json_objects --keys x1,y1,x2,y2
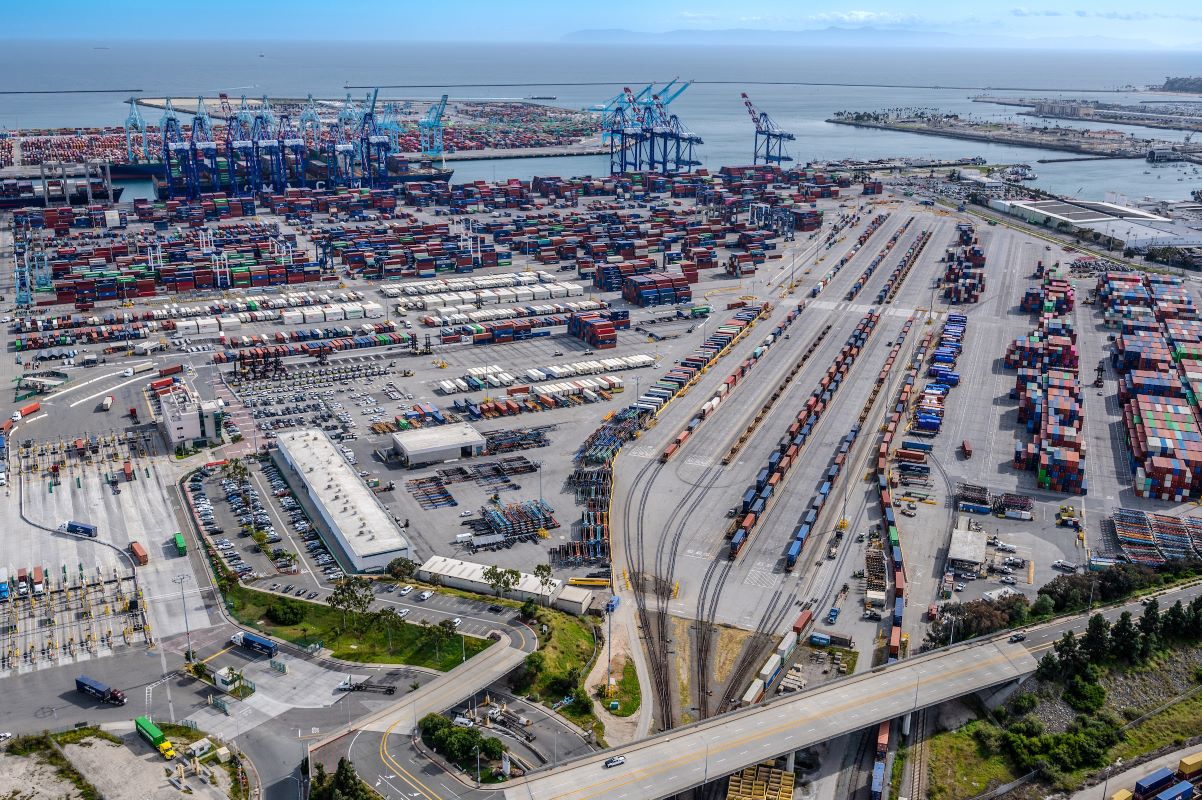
[
  {"x1": 391, "y1": 423, "x2": 486, "y2": 467},
  {"x1": 275, "y1": 429, "x2": 409, "y2": 573},
  {"x1": 418, "y1": 555, "x2": 562, "y2": 604},
  {"x1": 946, "y1": 521, "x2": 987, "y2": 573},
  {"x1": 552, "y1": 586, "x2": 595, "y2": 616}
]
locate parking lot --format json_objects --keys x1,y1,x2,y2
[{"x1": 184, "y1": 459, "x2": 345, "y2": 593}]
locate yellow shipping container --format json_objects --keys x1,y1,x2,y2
[
  {"x1": 1179, "y1": 751, "x2": 1202, "y2": 778},
  {"x1": 1109, "y1": 790, "x2": 1133, "y2": 800}
]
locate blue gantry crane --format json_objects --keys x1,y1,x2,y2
[
  {"x1": 742, "y1": 92, "x2": 794, "y2": 165},
  {"x1": 252, "y1": 96, "x2": 285, "y2": 192},
  {"x1": 123, "y1": 97, "x2": 149, "y2": 163},
  {"x1": 276, "y1": 110, "x2": 308, "y2": 188},
  {"x1": 607, "y1": 81, "x2": 700, "y2": 175},
  {"x1": 420, "y1": 94, "x2": 448, "y2": 158},
  {"x1": 225, "y1": 96, "x2": 258, "y2": 195},
  {"x1": 191, "y1": 96, "x2": 222, "y2": 194},
  {"x1": 647, "y1": 91, "x2": 702, "y2": 174},
  {"x1": 358, "y1": 88, "x2": 392, "y2": 187},
  {"x1": 159, "y1": 98, "x2": 194, "y2": 199}
]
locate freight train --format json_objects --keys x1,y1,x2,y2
[{"x1": 730, "y1": 310, "x2": 880, "y2": 560}]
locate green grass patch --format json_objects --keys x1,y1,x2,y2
[
  {"x1": 6, "y1": 732, "x2": 104, "y2": 800},
  {"x1": 1113, "y1": 689, "x2": 1202, "y2": 760},
  {"x1": 927, "y1": 721, "x2": 1020, "y2": 800},
  {"x1": 831, "y1": 646, "x2": 858, "y2": 674},
  {"x1": 52, "y1": 726, "x2": 122, "y2": 747},
  {"x1": 608, "y1": 659, "x2": 642, "y2": 717},
  {"x1": 891, "y1": 744, "x2": 908, "y2": 798},
  {"x1": 224, "y1": 585, "x2": 491, "y2": 670}
]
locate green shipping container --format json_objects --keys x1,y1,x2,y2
[{"x1": 173, "y1": 532, "x2": 186, "y2": 557}]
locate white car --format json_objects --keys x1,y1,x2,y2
[
  {"x1": 451, "y1": 618, "x2": 462, "y2": 628},
  {"x1": 398, "y1": 608, "x2": 410, "y2": 618},
  {"x1": 418, "y1": 590, "x2": 433, "y2": 601}
]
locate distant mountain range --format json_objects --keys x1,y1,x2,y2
[{"x1": 561, "y1": 27, "x2": 1165, "y2": 50}]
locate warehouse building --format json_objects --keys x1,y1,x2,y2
[
  {"x1": 275, "y1": 429, "x2": 409, "y2": 572},
  {"x1": 417, "y1": 555, "x2": 562, "y2": 604},
  {"x1": 946, "y1": 518, "x2": 987, "y2": 574},
  {"x1": 391, "y1": 423, "x2": 486, "y2": 467}
]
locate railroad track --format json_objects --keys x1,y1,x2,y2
[
  {"x1": 693, "y1": 226, "x2": 936, "y2": 723},
  {"x1": 843, "y1": 727, "x2": 876, "y2": 800},
  {"x1": 909, "y1": 708, "x2": 930, "y2": 800}
]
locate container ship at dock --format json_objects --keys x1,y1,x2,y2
[{"x1": 147, "y1": 155, "x2": 452, "y2": 200}]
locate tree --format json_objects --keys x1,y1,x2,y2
[
  {"x1": 1139, "y1": 598, "x2": 1161, "y2": 658},
  {"x1": 386, "y1": 557, "x2": 417, "y2": 581},
  {"x1": 309, "y1": 756, "x2": 373, "y2": 800},
  {"x1": 251, "y1": 529, "x2": 268, "y2": 547},
  {"x1": 1162, "y1": 600, "x2": 1189, "y2": 642},
  {"x1": 524, "y1": 651, "x2": 545, "y2": 676},
  {"x1": 327, "y1": 576, "x2": 375, "y2": 629},
  {"x1": 1031, "y1": 593, "x2": 1055, "y2": 618},
  {"x1": 266, "y1": 599, "x2": 306, "y2": 626},
  {"x1": 1053, "y1": 631, "x2": 1086, "y2": 678},
  {"x1": 1110, "y1": 611, "x2": 1141, "y2": 663},
  {"x1": 378, "y1": 608, "x2": 400, "y2": 653},
  {"x1": 421, "y1": 618, "x2": 455, "y2": 660},
  {"x1": 1081, "y1": 613, "x2": 1111, "y2": 663},
  {"x1": 533, "y1": 563, "x2": 555, "y2": 606},
  {"x1": 480, "y1": 736, "x2": 506, "y2": 761},
  {"x1": 520, "y1": 598, "x2": 537, "y2": 620},
  {"x1": 482, "y1": 565, "x2": 520, "y2": 599}
]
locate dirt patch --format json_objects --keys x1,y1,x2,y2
[
  {"x1": 585, "y1": 612, "x2": 641, "y2": 745},
  {"x1": 62, "y1": 734, "x2": 231, "y2": 800},
  {"x1": 0, "y1": 747, "x2": 83, "y2": 800},
  {"x1": 673, "y1": 616, "x2": 692, "y2": 724},
  {"x1": 713, "y1": 625, "x2": 753, "y2": 685}
]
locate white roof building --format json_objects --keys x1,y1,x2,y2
[
  {"x1": 391, "y1": 422, "x2": 486, "y2": 466},
  {"x1": 417, "y1": 555, "x2": 563, "y2": 604},
  {"x1": 275, "y1": 429, "x2": 408, "y2": 572}
]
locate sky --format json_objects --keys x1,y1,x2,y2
[{"x1": 6, "y1": 0, "x2": 1202, "y2": 48}]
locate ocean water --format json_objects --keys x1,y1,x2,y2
[{"x1": 2, "y1": 40, "x2": 1200, "y2": 200}]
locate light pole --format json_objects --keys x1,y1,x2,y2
[{"x1": 172, "y1": 574, "x2": 193, "y2": 662}]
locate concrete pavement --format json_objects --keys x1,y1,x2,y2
[{"x1": 502, "y1": 639, "x2": 1036, "y2": 800}]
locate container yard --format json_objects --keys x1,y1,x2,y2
[{"x1": 6, "y1": 126, "x2": 1202, "y2": 789}]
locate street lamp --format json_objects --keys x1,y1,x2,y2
[{"x1": 172, "y1": 574, "x2": 193, "y2": 662}]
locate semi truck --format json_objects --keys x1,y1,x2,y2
[
  {"x1": 121, "y1": 363, "x2": 155, "y2": 377},
  {"x1": 32, "y1": 566, "x2": 44, "y2": 595},
  {"x1": 16, "y1": 567, "x2": 28, "y2": 597},
  {"x1": 0, "y1": 567, "x2": 8, "y2": 601},
  {"x1": 10, "y1": 401, "x2": 40, "y2": 422},
  {"x1": 173, "y1": 532, "x2": 187, "y2": 557},
  {"x1": 101, "y1": 395, "x2": 114, "y2": 412},
  {"x1": 230, "y1": 631, "x2": 278, "y2": 657},
  {"x1": 134, "y1": 716, "x2": 176, "y2": 760},
  {"x1": 65, "y1": 520, "x2": 98, "y2": 538},
  {"x1": 75, "y1": 675, "x2": 127, "y2": 705}
]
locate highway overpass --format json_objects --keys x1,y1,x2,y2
[{"x1": 501, "y1": 639, "x2": 1035, "y2": 800}]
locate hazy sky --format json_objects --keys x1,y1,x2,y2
[{"x1": 8, "y1": 0, "x2": 1202, "y2": 47}]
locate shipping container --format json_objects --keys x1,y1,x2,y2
[{"x1": 129, "y1": 541, "x2": 148, "y2": 566}]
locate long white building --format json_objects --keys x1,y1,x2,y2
[{"x1": 275, "y1": 429, "x2": 409, "y2": 572}]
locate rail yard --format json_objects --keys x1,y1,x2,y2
[{"x1": 5, "y1": 88, "x2": 1202, "y2": 800}]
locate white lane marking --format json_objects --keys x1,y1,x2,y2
[{"x1": 69, "y1": 374, "x2": 151, "y2": 407}]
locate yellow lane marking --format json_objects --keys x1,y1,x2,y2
[
  {"x1": 379, "y1": 718, "x2": 442, "y2": 800},
  {"x1": 543, "y1": 648, "x2": 1026, "y2": 800},
  {"x1": 201, "y1": 645, "x2": 233, "y2": 664}
]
